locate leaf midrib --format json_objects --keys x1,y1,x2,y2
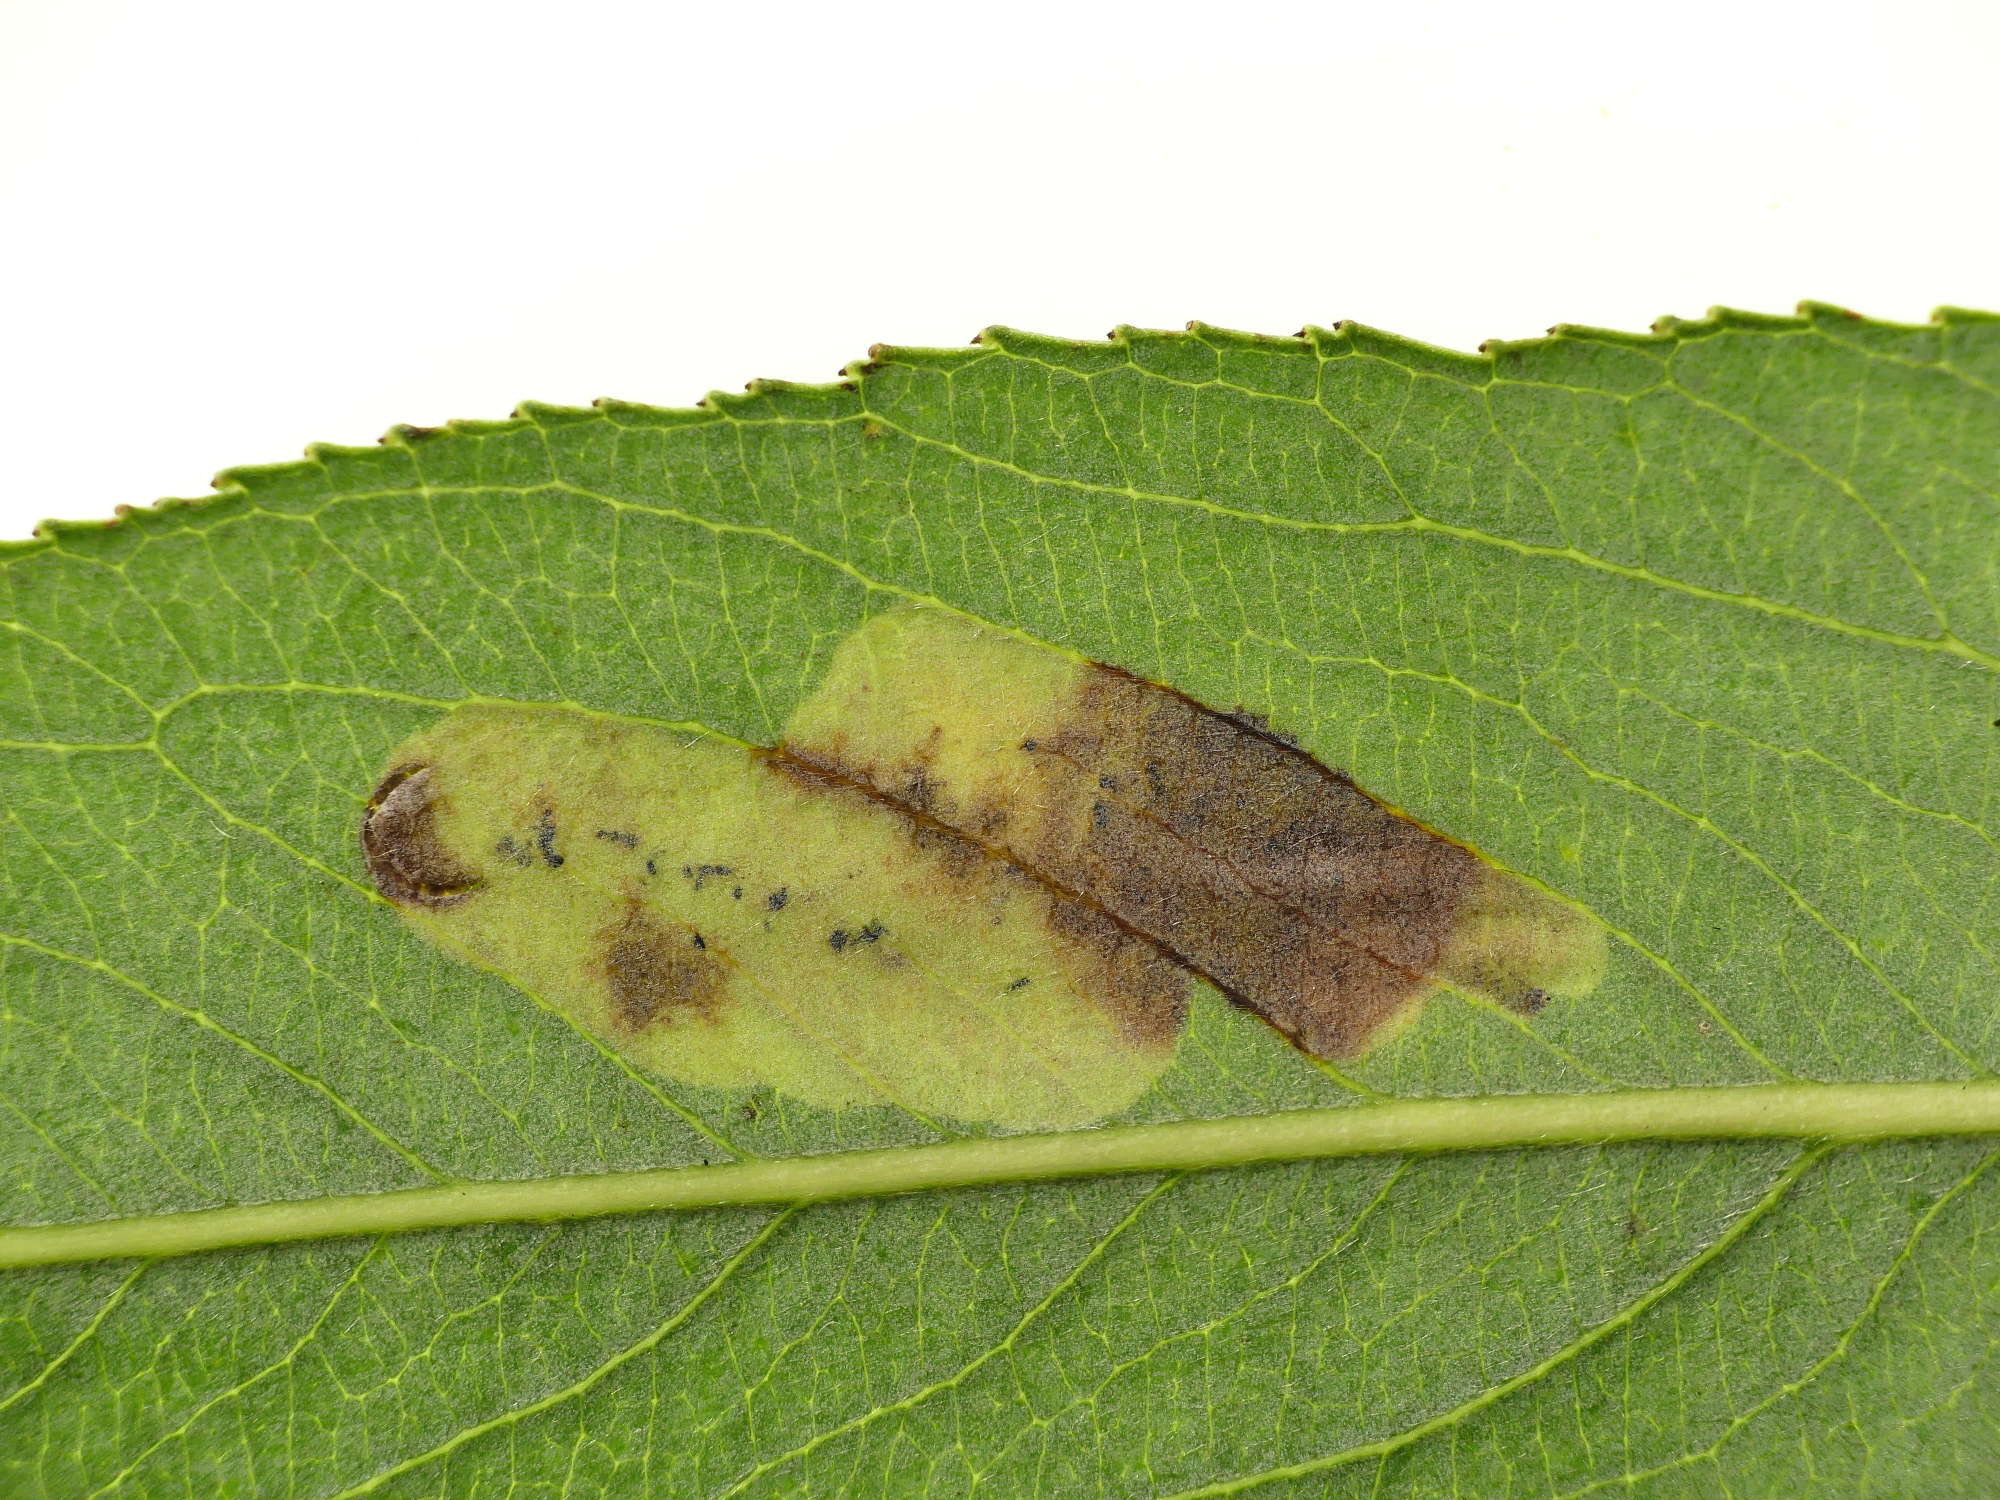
[{"x1": 5, "y1": 1081, "x2": 1998, "y2": 1270}]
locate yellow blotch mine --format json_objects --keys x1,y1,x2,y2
[
  {"x1": 365, "y1": 605, "x2": 1605, "y2": 1130},
  {"x1": 364, "y1": 706, "x2": 1185, "y2": 1130}
]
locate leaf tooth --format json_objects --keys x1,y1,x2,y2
[
  {"x1": 967, "y1": 325, "x2": 1126, "y2": 375},
  {"x1": 587, "y1": 397, "x2": 719, "y2": 430},
  {"x1": 1710, "y1": 305, "x2": 1812, "y2": 332},
  {"x1": 14, "y1": 304, "x2": 1994, "y2": 566},
  {"x1": 513, "y1": 399, "x2": 599, "y2": 428},
  {"x1": 202, "y1": 458, "x2": 288, "y2": 497},
  {"x1": 1933, "y1": 304, "x2": 2000, "y2": 326},
  {"x1": 1796, "y1": 299, "x2": 1867, "y2": 325},
  {"x1": 197, "y1": 444, "x2": 411, "y2": 514},
  {"x1": 853, "y1": 341, "x2": 989, "y2": 375},
  {"x1": 296, "y1": 440, "x2": 423, "y2": 500},
  {"x1": 1116, "y1": 325, "x2": 1221, "y2": 382},
  {"x1": 1297, "y1": 321, "x2": 1352, "y2": 353},
  {"x1": 24, "y1": 510, "x2": 124, "y2": 546},
  {"x1": 1182, "y1": 321, "x2": 1309, "y2": 352},
  {"x1": 1544, "y1": 321, "x2": 1673, "y2": 350},
  {"x1": 371, "y1": 415, "x2": 529, "y2": 449},
  {"x1": 971, "y1": 323, "x2": 1099, "y2": 353},
  {"x1": 1648, "y1": 305, "x2": 1805, "y2": 338},
  {"x1": 305, "y1": 438, "x2": 391, "y2": 463},
  {"x1": 1335, "y1": 321, "x2": 1483, "y2": 378},
  {"x1": 443, "y1": 415, "x2": 526, "y2": 440},
  {"x1": 1790, "y1": 300, "x2": 1950, "y2": 336}
]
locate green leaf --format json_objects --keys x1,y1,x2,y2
[{"x1": 3, "y1": 304, "x2": 1997, "y2": 1498}]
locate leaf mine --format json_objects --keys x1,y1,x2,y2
[
  {"x1": 783, "y1": 606, "x2": 1607, "y2": 1060},
  {"x1": 365, "y1": 704, "x2": 1186, "y2": 1130},
  {"x1": 366, "y1": 607, "x2": 1603, "y2": 1127}
]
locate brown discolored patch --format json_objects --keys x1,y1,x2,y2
[
  {"x1": 1023, "y1": 666, "x2": 1484, "y2": 1058},
  {"x1": 599, "y1": 899, "x2": 730, "y2": 1031},
  {"x1": 362, "y1": 764, "x2": 481, "y2": 908},
  {"x1": 785, "y1": 662, "x2": 1508, "y2": 1061},
  {"x1": 1041, "y1": 898, "x2": 1188, "y2": 1052}
]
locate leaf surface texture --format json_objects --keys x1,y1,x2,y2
[{"x1": 2, "y1": 306, "x2": 1998, "y2": 1496}]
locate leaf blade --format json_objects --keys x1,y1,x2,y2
[{"x1": 3, "y1": 307, "x2": 1996, "y2": 1497}]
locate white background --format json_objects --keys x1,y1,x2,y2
[{"x1": 3, "y1": 0, "x2": 1996, "y2": 540}]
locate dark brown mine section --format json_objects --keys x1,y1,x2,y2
[
  {"x1": 362, "y1": 765, "x2": 481, "y2": 909},
  {"x1": 785, "y1": 668, "x2": 1484, "y2": 1061},
  {"x1": 600, "y1": 900, "x2": 729, "y2": 1030},
  {"x1": 1032, "y1": 668, "x2": 1480, "y2": 1058}
]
